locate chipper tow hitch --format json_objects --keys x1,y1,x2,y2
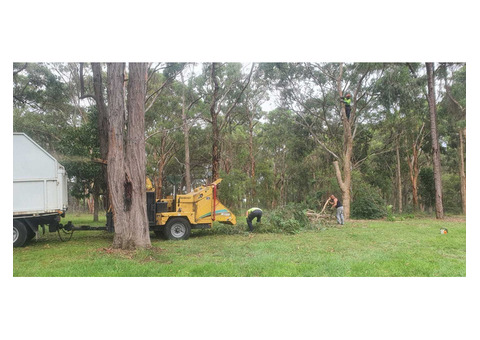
[{"x1": 56, "y1": 221, "x2": 109, "y2": 242}]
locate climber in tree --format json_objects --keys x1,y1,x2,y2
[{"x1": 340, "y1": 93, "x2": 352, "y2": 120}]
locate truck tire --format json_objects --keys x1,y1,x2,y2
[
  {"x1": 163, "y1": 218, "x2": 191, "y2": 240},
  {"x1": 13, "y1": 220, "x2": 28, "y2": 247}
]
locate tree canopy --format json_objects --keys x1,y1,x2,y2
[{"x1": 13, "y1": 62, "x2": 466, "y2": 220}]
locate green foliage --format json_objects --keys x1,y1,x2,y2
[
  {"x1": 419, "y1": 167, "x2": 435, "y2": 210},
  {"x1": 12, "y1": 62, "x2": 467, "y2": 220},
  {"x1": 57, "y1": 109, "x2": 104, "y2": 200},
  {"x1": 351, "y1": 195, "x2": 387, "y2": 219},
  {"x1": 217, "y1": 169, "x2": 248, "y2": 211},
  {"x1": 305, "y1": 190, "x2": 327, "y2": 211},
  {"x1": 442, "y1": 173, "x2": 462, "y2": 214},
  {"x1": 351, "y1": 178, "x2": 387, "y2": 219},
  {"x1": 386, "y1": 205, "x2": 395, "y2": 221},
  {"x1": 266, "y1": 203, "x2": 310, "y2": 234},
  {"x1": 13, "y1": 63, "x2": 70, "y2": 114},
  {"x1": 198, "y1": 203, "x2": 327, "y2": 237}
]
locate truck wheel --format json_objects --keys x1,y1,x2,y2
[
  {"x1": 164, "y1": 218, "x2": 191, "y2": 240},
  {"x1": 13, "y1": 220, "x2": 28, "y2": 247}
]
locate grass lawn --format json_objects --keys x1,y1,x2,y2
[{"x1": 13, "y1": 214, "x2": 466, "y2": 277}]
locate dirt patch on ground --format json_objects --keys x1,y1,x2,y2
[
  {"x1": 96, "y1": 246, "x2": 165, "y2": 261},
  {"x1": 97, "y1": 247, "x2": 136, "y2": 259}
]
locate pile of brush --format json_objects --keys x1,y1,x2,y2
[{"x1": 305, "y1": 199, "x2": 334, "y2": 223}]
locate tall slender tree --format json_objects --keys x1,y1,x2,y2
[
  {"x1": 444, "y1": 65, "x2": 466, "y2": 214},
  {"x1": 425, "y1": 62, "x2": 444, "y2": 219},
  {"x1": 79, "y1": 62, "x2": 110, "y2": 213},
  {"x1": 179, "y1": 65, "x2": 203, "y2": 192},
  {"x1": 206, "y1": 63, "x2": 254, "y2": 181}
]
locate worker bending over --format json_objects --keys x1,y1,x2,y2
[{"x1": 246, "y1": 207, "x2": 262, "y2": 232}]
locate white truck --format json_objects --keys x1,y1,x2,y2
[{"x1": 13, "y1": 133, "x2": 68, "y2": 247}]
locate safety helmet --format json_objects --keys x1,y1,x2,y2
[{"x1": 346, "y1": 93, "x2": 351, "y2": 98}]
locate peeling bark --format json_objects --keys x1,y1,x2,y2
[{"x1": 107, "y1": 63, "x2": 151, "y2": 249}]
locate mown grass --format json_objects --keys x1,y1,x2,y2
[{"x1": 13, "y1": 213, "x2": 466, "y2": 277}]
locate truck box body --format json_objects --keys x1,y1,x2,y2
[{"x1": 13, "y1": 133, "x2": 68, "y2": 216}]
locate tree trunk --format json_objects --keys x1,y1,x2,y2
[
  {"x1": 183, "y1": 127, "x2": 191, "y2": 192},
  {"x1": 207, "y1": 63, "x2": 253, "y2": 182},
  {"x1": 221, "y1": 139, "x2": 233, "y2": 175},
  {"x1": 107, "y1": 62, "x2": 128, "y2": 246},
  {"x1": 333, "y1": 63, "x2": 353, "y2": 219},
  {"x1": 124, "y1": 62, "x2": 150, "y2": 249},
  {"x1": 92, "y1": 63, "x2": 110, "y2": 209},
  {"x1": 107, "y1": 62, "x2": 151, "y2": 250},
  {"x1": 459, "y1": 127, "x2": 466, "y2": 214},
  {"x1": 395, "y1": 135, "x2": 403, "y2": 213},
  {"x1": 151, "y1": 130, "x2": 176, "y2": 200},
  {"x1": 426, "y1": 62, "x2": 444, "y2": 219},
  {"x1": 155, "y1": 159, "x2": 165, "y2": 201},
  {"x1": 408, "y1": 143, "x2": 420, "y2": 212},
  {"x1": 87, "y1": 195, "x2": 94, "y2": 214},
  {"x1": 333, "y1": 160, "x2": 351, "y2": 219},
  {"x1": 281, "y1": 151, "x2": 287, "y2": 206},
  {"x1": 272, "y1": 162, "x2": 278, "y2": 209},
  {"x1": 210, "y1": 63, "x2": 221, "y2": 182},
  {"x1": 181, "y1": 72, "x2": 192, "y2": 193},
  {"x1": 93, "y1": 184, "x2": 100, "y2": 222},
  {"x1": 248, "y1": 111, "x2": 256, "y2": 198},
  {"x1": 445, "y1": 83, "x2": 466, "y2": 214}
]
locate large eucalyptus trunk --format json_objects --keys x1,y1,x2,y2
[
  {"x1": 333, "y1": 159, "x2": 351, "y2": 219},
  {"x1": 426, "y1": 62, "x2": 444, "y2": 219},
  {"x1": 107, "y1": 62, "x2": 151, "y2": 250}
]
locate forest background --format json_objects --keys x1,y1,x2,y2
[
  {"x1": 3, "y1": 1, "x2": 478, "y2": 340},
  {"x1": 12, "y1": 62, "x2": 466, "y2": 222}
]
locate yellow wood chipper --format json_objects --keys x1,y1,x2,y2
[{"x1": 143, "y1": 178, "x2": 236, "y2": 240}]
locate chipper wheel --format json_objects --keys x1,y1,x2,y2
[{"x1": 163, "y1": 218, "x2": 191, "y2": 240}]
